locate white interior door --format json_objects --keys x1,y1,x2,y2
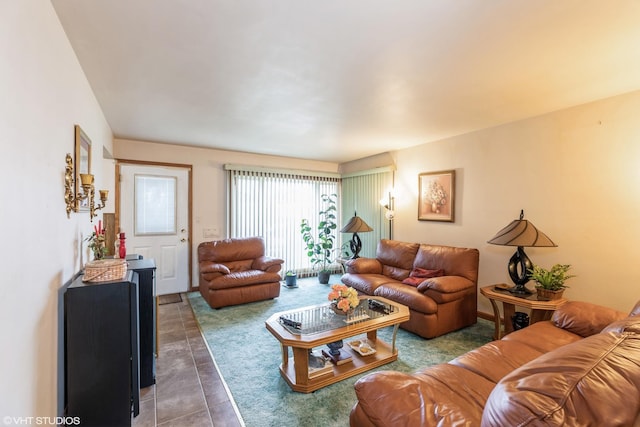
[{"x1": 120, "y1": 164, "x2": 190, "y2": 295}]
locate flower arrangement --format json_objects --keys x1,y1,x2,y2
[
  {"x1": 328, "y1": 284, "x2": 359, "y2": 313},
  {"x1": 426, "y1": 180, "x2": 447, "y2": 208},
  {"x1": 85, "y1": 220, "x2": 108, "y2": 260}
]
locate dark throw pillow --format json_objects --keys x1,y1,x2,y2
[
  {"x1": 411, "y1": 268, "x2": 444, "y2": 278},
  {"x1": 402, "y1": 268, "x2": 444, "y2": 286},
  {"x1": 402, "y1": 276, "x2": 426, "y2": 286}
]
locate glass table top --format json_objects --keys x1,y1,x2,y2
[{"x1": 277, "y1": 298, "x2": 399, "y2": 335}]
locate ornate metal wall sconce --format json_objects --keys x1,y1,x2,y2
[
  {"x1": 64, "y1": 153, "x2": 108, "y2": 221},
  {"x1": 65, "y1": 153, "x2": 87, "y2": 217}
]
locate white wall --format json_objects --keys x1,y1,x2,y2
[
  {"x1": 113, "y1": 139, "x2": 339, "y2": 283},
  {"x1": 0, "y1": 0, "x2": 114, "y2": 418},
  {"x1": 390, "y1": 90, "x2": 640, "y2": 315},
  {"x1": 4, "y1": 0, "x2": 638, "y2": 418},
  {"x1": 118, "y1": 91, "x2": 640, "y2": 319}
]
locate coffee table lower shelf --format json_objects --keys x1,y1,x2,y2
[{"x1": 280, "y1": 338, "x2": 397, "y2": 393}]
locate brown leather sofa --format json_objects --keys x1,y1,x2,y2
[
  {"x1": 197, "y1": 237, "x2": 284, "y2": 309},
  {"x1": 341, "y1": 239, "x2": 480, "y2": 339},
  {"x1": 350, "y1": 300, "x2": 640, "y2": 426}
]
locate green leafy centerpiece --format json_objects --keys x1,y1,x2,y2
[{"x1": 527, "y1": 264, "x2": 575, "y2": 300}]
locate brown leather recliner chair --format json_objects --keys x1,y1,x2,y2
[{"x1": 197, "y1": 237, "x2": 284, "y2": 309}]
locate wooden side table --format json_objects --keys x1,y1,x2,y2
[{"x1": 480, "y1": 285, "x2": 567, "y2": 339}]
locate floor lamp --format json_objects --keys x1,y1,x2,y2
[{"x1": 379, "y1": 192, "x2": 394, "y2": 240}]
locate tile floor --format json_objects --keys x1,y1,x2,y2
[{"x1": 133, "y1": 294, "x2": 244, "y2": 427}]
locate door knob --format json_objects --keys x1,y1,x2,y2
[
  {"x1": 181, "y1": 229, "x2": 187, "y2": 233},
  {"x1": 180, "y1": 238, "x2": 187, "y2": 242}
]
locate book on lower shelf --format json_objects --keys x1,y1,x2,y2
[
  {"x1": 308, "y1": 350, "x2": 333, "y2": 379},
  {"x1": 322, "y1": 348, "x2": 353, "y2": 365}
]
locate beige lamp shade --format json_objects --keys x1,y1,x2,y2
[
  {"x1": 341, "y1": 215, "x2": 373, "y2": 233},
  {"x1": 487, "y1": 218, "x2": 556, "y2": 248}
]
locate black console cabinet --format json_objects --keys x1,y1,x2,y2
[
  {"x1": 128, "y1": 259, "x2": 157, "y2": 388},
  {"x1": 65, "y1": 271, "x2": 140, "y2": 426}
]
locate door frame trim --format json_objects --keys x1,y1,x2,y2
[{"x1": 115, "y1": 159, "x2": 194, "y2": 290}]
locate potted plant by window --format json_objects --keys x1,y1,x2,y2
[
  {"x1": 284, "y1": 270, "x2": 298, "y2": 288},
  {"x1": 527, "y1": 264, "x2": 575, "y2": 300},
  {"x1": 300, "y1": 193, "x2": 338, "y2": 284}
]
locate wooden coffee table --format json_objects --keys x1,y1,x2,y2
[{"x1": 265, "y1": 296, "x2": 410, "y2": 393}]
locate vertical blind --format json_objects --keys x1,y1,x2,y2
[
  {"x1": 341, "y1": 169, "x2": 394, "y2": 259},
  {"x1": 227, "y1": 167, "x2": 341, "y2": 276}
]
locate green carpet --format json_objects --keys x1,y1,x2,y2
[{"x1": 188, "y1": 276, "x2": 494, "y2": 427}]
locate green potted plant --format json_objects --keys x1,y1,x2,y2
[
  {"x1": 300, "y1": 193, "x2": 338, "y2": 284},
  {"x1": 85, "y1": 231, "x2": 107, "y2": 260},
  {"x1": 527, "y1": 263, "x2": 575, "y2": 300},
  {"x1": 284, "y1": 270, "x2": 298, "y2": 288}
]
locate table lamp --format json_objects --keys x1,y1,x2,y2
[
  {"x1": 487, "y1": 209, "x2": 557, "y2": 295},
  {"x1": 341, "y1": 212, "x2": 373, "y2": 259}
]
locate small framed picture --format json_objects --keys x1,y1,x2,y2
[{"x1": 418, "y1": 170, "x2": 455, "y2": 222}]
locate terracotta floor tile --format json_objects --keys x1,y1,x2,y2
[
  {"x1": 133, "y1": 398, "x2": 156, "y2": 427},
  {"x1": 135, "y1": 292, "x2": 242, "y2": 426},
  {"x1": 209, "y1": 403, "x2": 243, "y2": 427},
  {"x1": 157, "y1": 409, "x2": 213, "y2": 427}
]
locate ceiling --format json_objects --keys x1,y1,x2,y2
[{"x1": 51, "y1": 0, "x2": 640, "y2": 163}]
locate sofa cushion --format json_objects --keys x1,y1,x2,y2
[
  {"x1": 374, "y1": 282, "x2": 438, "y2": 314},
  {"x1": 501, "y1": 321, "x2": 582, "y2": 353},
  {"x1": 416, "y1": 275, "x2": 474, "y2": 294},
  {"x1": 450, "y1": 340, "x2": 544, "y2": 384},
  {"x1": 552, "y1": 300, "x2": 629, "y2": 337},
  {"x1": 198, "y1": 237, "x2": 265, "y2": 262},
  {"x1": 225, "y1": 259, "x2": 254, "y2": 272},
  {"x1": 402, "y1": 268, "x2": 444, "y2": 286},
  {"x1": 482, "y1": 319, "x2": 640, "y2": 427},
  {"x1": 414, "y1": 244, "x2": 480, "y2": 282},
  {"x1": 341, "y1": 273, "x2": 394, "y2": 295},
  {"x1": 207, "y1": 270, "x2": 282, "y2": 290},
  {"x1": 376, "y1": 239, "x2": 420, "y2": 280},
  {"x1": 401, "y1": 276, "x2": 425, "y2": 286},
  {"x1": 354, "y1": 365, "x2": 494, "y2": 426}
]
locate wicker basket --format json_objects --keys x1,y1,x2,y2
[
  {"x1": 536, "y1": 288, "x2": 565, "y2": 301},
  {"x1": 83, "y1": 259, "x2": 128, "y2": 283}
]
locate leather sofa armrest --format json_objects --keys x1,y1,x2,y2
[
  {"x1": 552, "y1": 301, "x2": 628, "y2": 337},
  {"x1": 252, "y1": 256, "x2": 284, "y2": 273},
  {"x1": 416, "y1": 276, "x2": 473, "y2": 294},
  {"x1": 344, "y1": 258, "x2": 383, "y2": 274},
  {"x1": 199, "y1": 261, "x2": 230, "y2": 275}
]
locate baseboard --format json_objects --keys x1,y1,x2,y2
[{"x1": 477, "y1": 310, "x2": 501, "y2": 324}]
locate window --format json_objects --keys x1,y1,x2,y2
[
  {"x1": 134, "y1": 174, "x2": 177, "y2": 235},
  {"x1": 227, "y1": 166, "x2": 341, "y2": 276},
  {"x1": 341, "y1": 168, "x2": 394, "y2": 258}
]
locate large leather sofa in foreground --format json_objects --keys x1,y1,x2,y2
[
  {"x1": 197, "y1": 237, "x2": 284, "y2": 309},
  {"x1": 341, "y1": 239, "x2": 479, "y2": 339},
  {"x1": 350, "y1": 300, "x2": 640, "y2": 426}
]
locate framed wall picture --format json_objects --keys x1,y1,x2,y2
[
  {"x1": 418, "y1": 170, "x2": 455, "y2": 222},
  {"x1": 74, "y1": 124, "x2": 91, "y2": 211}
]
